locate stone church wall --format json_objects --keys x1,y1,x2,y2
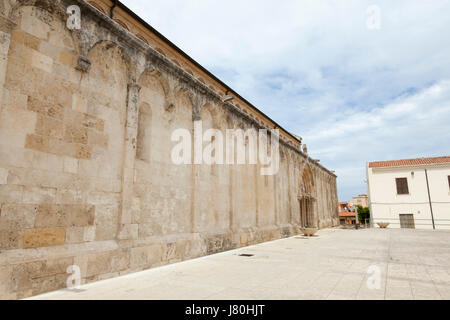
[{"x1": 0, "y1": 0, "x2": 338, "y2": 299}]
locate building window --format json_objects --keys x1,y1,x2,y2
[
  {"x1": 399, "y1": 214, "x2": 415, "y2": 229},
  {"x1": 396, "y1": 177, "x2": 409, "y2": 195}
]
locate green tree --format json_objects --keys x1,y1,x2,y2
[{"x1": 357, "y1": 206, "x2": 370, "y2": 224}]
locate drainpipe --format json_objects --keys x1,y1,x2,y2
[
  {"x1": 110, "y1": 0, "x2": 118, "y2": 19},
  {"x1": 424, "y1": 169, "x2": 436, "y2": 230}
]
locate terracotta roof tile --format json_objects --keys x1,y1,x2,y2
[
  {"x1": 369, "y1": 156, "x2": 450, "y2": 168},
  {"x1": 339, "y1": 211, "x2": 355, "y2": 217}
]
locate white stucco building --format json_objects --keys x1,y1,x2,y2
[{"x1": 367, "y1": 156, "x2": 450, "y2": 230}]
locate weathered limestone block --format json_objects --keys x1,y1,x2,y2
[
  {"x1": 82, "y1": 114, "x2": 105, "y2": 132},
  {"x1": 65, "y1": 226, "x2": 95, "y2": 244},
  {"x1": 93, "y1": 177, "x2": 121, "y2": 194},
  {"x1": 92, "y1": 204, "x2": 119, "y2": 241},
  {"x1": 84, "y1": 226, "x2": 96, "y2": 242},
  {"x1": 59, "y1": 50, "x2": 76, "y2": 67},
  {"x1": 62, "y1": 156, "x2": 78, "y2": 174},
  {"x1": 147, "y1": 243, "x2": 163, "y2": 266},
  {"x1": 137, "y1": 222, "x2": 156, "y2": 239},
  {"x1": 19, "y1": 7, "x2": 51, "y2": 40},
  {"x1": 110, "y1": 249, "x2": 130, "y2": 273},
  {"x1": 130, "y1": 246, "x2": 148, "y2": 268},
  {"x1": 65, "y1": 226, "x2": 84, "y2": 244},
  {"x1": 163, "y1": 241, "x2": 177, "y2": 261},
  {"x1": 73, "y1": 255, "x2": 88, "y2": 280},
  {"x1": 23, "y1": 186, "x2": 56, "y2": 204},
  {"x1": 0, "y1": 265, "x2": 14, "y2": 299},
  {"x1": 186, "y1": 234, "x2": 206, "y2": 258},
  {"x1": 205, "y1": 233, "x2": 235, "y2": 255},
  {"x1": 34, "y1": 204, "x2": 95, "y2": 228},
  {"x1": 32, "y1": 152, "x2": 64, "y2": 172},
  {"x1": 27, "y1": 96, "x2": 64, "y2": 120},
  {"x1": 64, "y1": 124, "x2": 88, "y2": 144},
  {"x1": 7, "y1": 256, "x2": 74, "y2": 297},
  {"x1": 0, "y1": 230, "x2": 23, "y2": 250},
  {"x1": 24, "y1": 133, "x2": 48, "y2": 152},
  {"x1": 30, "y1": 49, "x2": 53, "y2": 73},
  {"x1": 23, "y1": 228, "x2": 66, "y2": 248},
  {"x1": 0, "y1": 204, "x2": 36, "y2": 231},
  {"x1": 86, "y1": 251, "x2": 113, "y2": 277},
  {"x1": 0, "y1": 147, "x2": 34, "y2": 171},
  {"x1": 0, "y1": 167, "x2": 8, "y2": 184},
  {"x1": 0, "y1": 184, "x2": 23, "y2": 203},
  {"x1": 10, "y1": 264, "x2": 33, "y2": 298},
  {"x1": 117, "y1": 223, "x2": 138, "y2": 240},
  {"x1": 87, "y1": 130, "x2": 108, "y2": 148},
  {"x1": 1, "y1": 99, "x2": 37, "y2": 142},
  {"x1": 26, "y1": 257, "x2": 74, "y2": 279},
  {"x1": 30, "y1": 273, "x2": 67, "y2": 297}
]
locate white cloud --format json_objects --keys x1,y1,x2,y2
[
  {"x1": 305, "y1": 80, "x2": 450, "y2": 198},
  {"x1": 122, "y1": 0, "x2": 450, "y2": 200}
]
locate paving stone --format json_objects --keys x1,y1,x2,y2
[{"x1": 27, "y1": 229, "x2": 450, "y2": 300}]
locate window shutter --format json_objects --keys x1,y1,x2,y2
[
  {"x1": 404, "y1": 178, "x2": 409, "y2": 194},
  {"x1": 396, "y1": 178, "x2": 402, "y2": 194},
  {"x1": 396, "y1": 178, "x2": 409, "y2": 195}
]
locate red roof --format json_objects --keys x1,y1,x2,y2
[
  {"x1": 339, "y1": 211, "x2": 355, "y2": 217},
  {"x1": 369, "y1": 156, "x2": 450, "y2": 168}
]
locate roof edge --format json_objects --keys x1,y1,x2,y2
[{"x1": 368, "y1": 156, "x2": 450, "y2": 168}]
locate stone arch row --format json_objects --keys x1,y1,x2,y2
[
  {"x1": 4, "y1": 0, "x2": 335, "y2": 183},
  {"x1": 4, "y1": 0, "x2": 219, "y2": 104},
  {"x1": 85, "y1": 1, "x2": 185, "y2": 68},
  {"x1": 5, "y1": 0, "x2": 307, "y2": 146}
]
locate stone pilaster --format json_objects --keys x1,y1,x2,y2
[
  {"x1": 0, "y1": 15, "x2": 15, "y2": 113},
  {"x1": 73, "y1": 28, "x2": 92, "y2": 73},
  {"x1": 117, "y1": 83, "x2": 141, "y2": 240},
  {"x1": 254, "y1": 163, "x2": 260, "y2": 228},
  {"x1": 191, "y1": 99, "x2": 202, "y2": 233}
]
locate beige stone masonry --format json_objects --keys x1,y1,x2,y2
[
  {"x1": 23, "y1": 228, "x2": 66, "y2": 249},
  {"x1": 0, "y1": 0, "x2": 339, "y2": 299}
]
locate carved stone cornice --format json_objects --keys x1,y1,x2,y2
[{"x1": 65, "y1": 0, "x2": 337, "y2": 178}]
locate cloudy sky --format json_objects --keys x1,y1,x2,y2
[{"x1": 121, "y1": 0, "x2": 450, "y2": 201}]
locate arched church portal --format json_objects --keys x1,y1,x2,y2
[{"x1": 299, "y1": 165, "x2": 316, "y2": 227}]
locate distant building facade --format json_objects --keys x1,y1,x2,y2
[
  {"x1": 367, "y1": 156, "x2": 450, "y2": 230},
  {"x1": 352, "y1": 194, "x2": 368, "y2": 208},
  {"x1": 339, "y1": 202, "x2": 356, "y2": 225}
]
